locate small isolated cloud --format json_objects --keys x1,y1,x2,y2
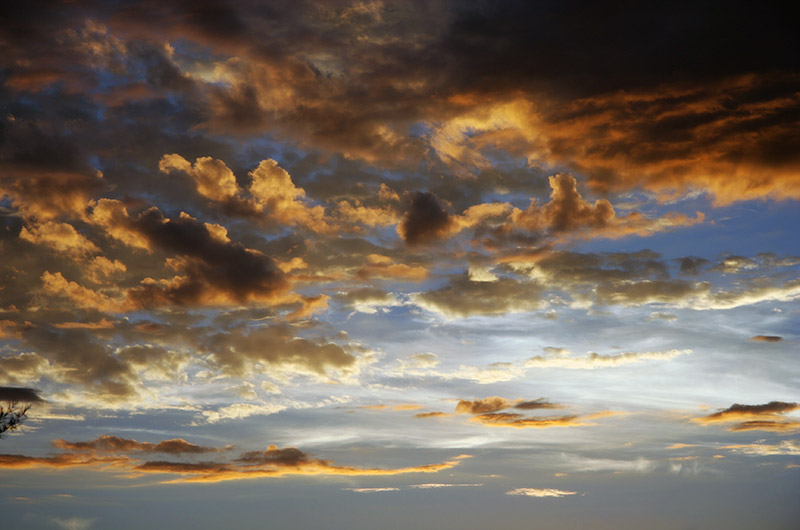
[
  {"x1": 506, "y1": 488, "x2": 578, "y2": 498},
  {"x1": 414, "y1": 411, "x2": 450, "y2": 419},
  {"x1": 456, "y1": 397, "x2": 512, "y2": 414},
  {"x1": 343, "y1": 487, "x2": 400, "y2": 493},
  {"x1": 409, "y1": 483, "x2": 483, "y2": 489},
  {"x1": 750, "y1": 335, "x2": 782, "y2": 342},
  {"x1": 398, "y1": 191, "x2": 454, "y2": 246},
  {"x1": 694, "y1": 401, "x2": 799, "y2": 432},
  {"x1": 49, "y1": 517, "x2": 96, "y2": 530}
]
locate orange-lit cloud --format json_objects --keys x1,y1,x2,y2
[
  {"x1": 693, "y1": 401, "x2": 800, "y2": 432},
  {"x1": 0, "y1": 439, "x2": 468, "y2": 484}
]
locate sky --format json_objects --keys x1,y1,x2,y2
[{"x1": 0, "y1": 1, "x2": 799, "y2": 528}]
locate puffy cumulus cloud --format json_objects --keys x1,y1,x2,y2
[
  {"x1": 52, "y1": 435, "x2": 222, "y2": 454},
  {"x1": 334, "y1": 199, "x2": 400, "y2": 227},
  {"x1": 17, "y1": 326, "x2": 142, "y2": 403},
  {"x1": 525, "y1": 349, "x2": 691, "y2": 369},
  {"x1": 414, "y1": 275, "x2": 544, "y2": 317},
  {"x1": 159, "y1": 154, "x2": 239, "y2": 203},
  {"x1": 89, "y1": 203, "x2": 291, "y2": 308},
  {"x1": 0, "y1": 353, "x2": 51, "y2": 386},
  {"x1": 115, "y1": 344, "x2": 191, "y2": 382},
  {"x1": 159, "y1": 155, "x2": 333, "y2": 233},
  {"x1": 85, "y1": 256, "x2": 127, "y2": 284},
  {"x1": 204, "y1": 324, "x2": 359, "y2": 379},
  {"x1": 356, "y1": 254, "x2": 429, "y2": 282},
  {"x1": 19, "y1": 221, "x2": 100, "y2": 257},
  {"x1": 334, "y1": 287, "x2": 401, "y2": 314},
  {"x1": 0, "y1": 117, "x2": 104, "y2": 220},
  {"x1": 248, "y1": 158, "x2": 331, "y2": 233},
  {"x1": 506, "y1": 488, "x2": 578, "y2": 498},
  {"x1": 398, "y1": 192, "x2": 455, "y2": 246},
  {"x1": 507, "y1": 174, "x2": 704, "y2": 240},
  {"x1": 694, "y1": 401, "x2": 800, "y2": 432},
  {"x1": 40, "y1": 271, "x2": 125, "y2": 313}
]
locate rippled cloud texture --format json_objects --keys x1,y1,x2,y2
[{"x1": 1, "y1": 1, "x2": 799, "y2": 528}]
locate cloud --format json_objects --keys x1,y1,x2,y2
[
  {"x1": 698, "y1": 401, "x2": 799, "y2": 423},
  {"x1": 137, "y1": 446, "x2": 466, "y2": 483},
  {"x1": 0, "y1": 386, "x2": 44, "y2": 403},
  {"x1": 414, "y1": 275, "x2": 544, "y2": 317},
  {"x1": 0, "y1": 439, "x2": 467, "y2": 484},
  {"x1": 525, "y1": 349, "x2": 691, "y2": 369},
  {"x1": 694, "y1": 401, "x2": 800, "y2": 432},
  {"x1": 159, "y1": 155, "x2": 333, "y2": 233},
  {"x1": 409, "y1": 483, "x2": 483, "y2": 489},
  {"x1": 454, "y1": 397, "x2": 618, "y2": 429},
  {"x1": 722, "y1": 440, "x2": 800, "y2": 456},
  {"x1": 88, "y1": 202, "x2": 292, "y2": 308},
  {"x1": 204, "y1": 324, "x2": 359, "y2": 378},
  {"x1": 751, "y1": 335, "x2": 783, "y2": 342},
  {"x1": 414, "y1": 411, "x2": 450, "y2": 419},
  {"x1": 20, "y1": 221, "x2": 100, "y2": 257},
  {"x1": 356, "y1": 254, "x2": 429, "y2": 282},
  {"x1": 398, "y1": 192, "x2": 454, "y2": 246},
  {"x1": 201, "y1": 403, "x2": 289, "y2": 424},
  {"x1": 52, "y1": 435, "x2": 222, "y2": 455},
  {"x1": 508, "y1": 173, "x2": 703, "y2": 239},
  {"x1": 562, "y1": 455, "x2": 656, "y2": 473},
  {"x1": 343, "y1": 487, "x2": 400, "y2": 493},
  {"x1": 334, "y1": 287, "x2": 402, "y2": 314},
  {"x1": 456, "y1": 397, "x2": 512, "y2": 414},
  {"x1": 505, "y1": 488, "x2": 578, "y2": 498},
  {"x1": 49, "y1": 517, "x2": 96, "y2": 530},
  {"x1": 469, "y1": 413, "x2": 589, "y2": 429}
]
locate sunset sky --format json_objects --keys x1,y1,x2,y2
[{"x1": 1, "y1": 1, "x2": 799, "y2": 528}]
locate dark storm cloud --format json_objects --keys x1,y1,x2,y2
[
  {"x1": 0, "y1": 387, "x2": 43, "y2": 403},
  {"x1": 438, "y1": 0, "x2": 798, "y2": 96}
]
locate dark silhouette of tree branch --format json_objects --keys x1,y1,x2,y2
[
  {"x1": 0, "y1": 401, "x2": 30, "y2": 438},
  {"x1": 0, "y1": 387, "x2": 43, "y2": 439}
]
